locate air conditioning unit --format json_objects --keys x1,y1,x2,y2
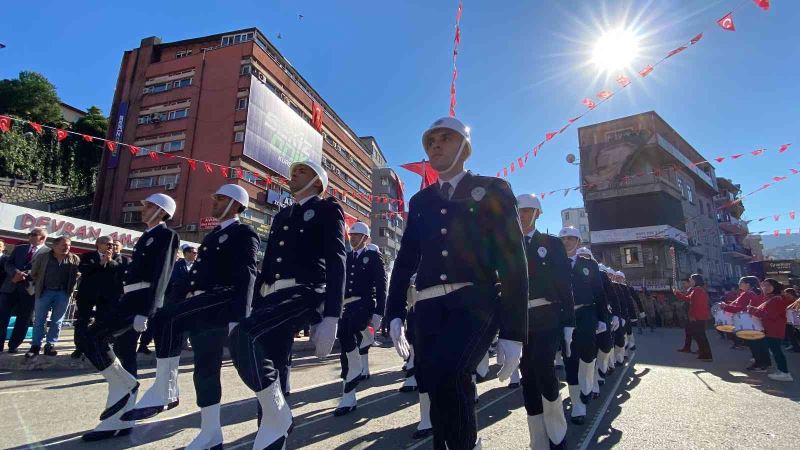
[
  {"x1": 150, "y1": 113, "x2": 162, "y2": 123},
  {"x1": 185, "y1": 224, "x2": 198, "y2": 232},
  {"x1": 165, "y1": 182, "x2": 176, "y2": 190}
]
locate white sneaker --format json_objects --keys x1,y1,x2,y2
[{"x1": 768, "y1": 371, "x2": 794, "y2": 382}]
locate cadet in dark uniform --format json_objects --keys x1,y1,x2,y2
[
  {"x1": 559, "y1": 227, "x2": 608, "y2": 425},
  {"x1": 334, "y1": 222, "x2": 386, "y2": 416},
  {"x1": 387, "y1": 117, "x2": 528, "y2": 450},
  {"x1": 124, "y1": 184, "x2": 259, "y2": 450},
  {"x1": 618, "y1": 271, "x2": 643, "y2": 355},
  {"x1": 593, "y1": 263, "x2": 621, "y2": 395},
  {"x1": 514, "y1": 194, "x2": 573, "y2": 449},
  {"x1": 358, "y1": 242, "x2": 385, "y2": 380},
  {"x1": 78, "y1": 193, "x2": 179, "y2": 442},
  {"x1": 229, "y1": 159, "x2": 345, "y2": 450},
  {"x1": 609, "y1": 270, "x2": 630, "y2": 366}
]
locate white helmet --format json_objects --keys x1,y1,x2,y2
[
  {"x1": 142, "y1": 193, "x2": 176, "y2": 219},
  {"x1": 290, "y1": 159, "x2": 329, "y2": 193},
  {"x1": 422, "y1": 117, "x2": 472, "y2": 155},
  {"x1": 214, "y1": 184, "x2": 249, "y2": 208},
  {"x1": 367, "y1": 243, "x2": 380, "y2": 252},
  {"x1": 349, "y1": 222, "x2": 370, "y2": 237},
  {"x1": 576, "y1": 247, "x2": 593, "y2": 258},
  {"x1": 558, "y1": 226, "x2": 581, "y2": 240},
  {"x1": 615, "y1": 271, "x2": 626, "y2": 280},
  {"x1": 516, "y1": 194, "x2": 543, "y2": 213},
  {"x1": 598, "y1": 263, "x2": 607, "y2": 272}
]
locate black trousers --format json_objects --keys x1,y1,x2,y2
[
  {"x1": 413, "y1": 285, "x2": 498, "y2": 450},
  {"x1": 683, "y1": 320, "x2": 712, "y2": 359},
  {"x1": 765, "y1": 337, "x2": 788, "y2": 373},
  {"x1": 519, "y1": 326, "x2": 560, "y2": 416},
  {"x1": 565, "y1": 309, "x2": 597, "y2": 386},
  {"x1": 405, "y1": 309, "x2": 425, "y2": 392},
  {"x1": 613, "y1": 324, "x2": 626, "y2": 349},
  {"x1": 596, "y1": 324, "x2": 613, "y2": 354},
  {"x1": 79, "y1": 312, "x2": 140, "y2": 375},
  {"x1": 150, "y1": 288, "x2": 234, "y2": 407},
  {"x1": 0, "y1": 289, "x2": 35, "y2": 351},
  {"x1": 230, "y1": 286, "x2": 322, "y2": 392},
  {"x1": 138, "y1": 326, "x2": 154, "y2": 348},
  {"x1": 749, "y1": 338, "x2": 771, "y2": 367},
  {"x1": 338, "y1": 300, "x2": 371, "y2": 388}
]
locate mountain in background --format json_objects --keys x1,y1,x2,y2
[{"x1": 761, "y1": 234, "x2": 800, "y2": 250}]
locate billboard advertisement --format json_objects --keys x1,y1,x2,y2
[{"x1": 243, "y1": 79, "x2": 323, "y2": 177}]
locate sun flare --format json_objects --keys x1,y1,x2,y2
[{"x1": 591, "y1": 28, "x2": 640, "y2": 73}]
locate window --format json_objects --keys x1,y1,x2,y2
[
  {"x1": 168, "y1": 109, "x2": 188, "y2": 120},
  {"x1": 686, "y1": 185, "x2": 694, "y2": 203},
  {"x1": 158, "y1": 174, "x2": 178, "y2": 186},
  {"x1": 579, "y1": 211, "x2": 585, "y2": 218},
  {"x1": 122, "y1": 211, "x2": 142, "y2": 224},
  {"x1": 176, "y1": 50, "x2": 192, "y2": 58},
  {"x1": 143, "y1": 77, "x2": 192, "y2": 94},
  {"x1": 621, "y1": 245, "x2": 642, "y2": 267},
  {"x1": 163, "y1": 140, "x2": 185, "y2": 152},
  {"x1": 677, "y1": 177, "x2": 684, "y2": 196},
  {"x1": 129, "y1": 173, "x2": 179, "y2": 189},
  {"x1": 129, "y1": 177, "x2": 154, "y2": 189},
  {"x1": 222, "y1": 32, "x2": 255, "y2": 47},
  {"x1": 580, "y1": 225, "x2": 588, "y2": 234},
  {"x1": 564, "y1": 212, "x2": 570, "y2": 221},
  {"x1": 381, "y1": 176, "x2": 389, "y2": 186},
  {"x1": 240, "y1": 64, "x2": 252, "y2": 76},
  {"x1": 234, "y1": 131, "x2": 245, "y2": 143},
  {"x1": 236, "y1": 98, "x2": 248, "y2": 110}
]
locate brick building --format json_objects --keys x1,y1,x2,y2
[{"x1": 92, "y1": 28, "x2": 375, "y2": 254}]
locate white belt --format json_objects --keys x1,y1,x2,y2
[
  {"x1": 574, "y1": 304, "x2": 593, "y2": 311},
  {"x1": 260, "y1": 278, "x2": 297, "y2": 297},
  {"x1": 343, "y1": 296, "x2": 362, "y2": 306},
  {"x1": 186, "y1": 290, "x2": 206, "y2": 299},
  {"x1": 123, "y1": 281, "x2": 150, "y2": 294},
  {"x1": 416, "y1": 283, "x2": 473, "y2": 302},
  {"x1": 528, "y1": 297, "x2": 551, "y2": 309}
]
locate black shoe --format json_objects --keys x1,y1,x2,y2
[
  {"x1": 571, "y1": 415, "x2": 585, "y2": 425},
  {"x1": 507, "y1": 382, "x2": 520, "y2": 389},
  {"x1": 412, "y1": 428, "x2": 433, "y2": 439},
  {"x1": 629, "y1": 345, "x2": 637, "y2": 351},
  {"x1": 399, "y1": 385, "x2": 418, "y2": 393},
  {"x1": 25, "y1": 345, "x2": 40, "y2": 358},
  {"x1": 580, "y1": 392, "x2": 592, "y2": 405},
  {"x1": 592, "y1": 392, "x2": 599, "y2": 400},
  {"x1": 333, "y1": 405, "x2": 357, "y2": 416},
  {"x1": 81, "y1": 427, "x2": 133, "y2": 442},
  {"x1": 8, "y1": 347, "x2": 19, "y2": 354},
  {"x1": 598, "y1": 379, "x2": 605, "y2": 386},
  {"x1": 43, "y1": 344, "x2": 57, "y2": 356},
  {"x1": 615, "y1": 361, "x2": 624, "y2": 368},
  {"x1": 358, "y1": 373, "x2": 370, "y2": 381},
  {"x1": 120, "y1": 399, "x2": 179, "y2": 421},
  {"x1": 71, "y1": 349, "x2": 82, "y2": 359},
  {"x1": 550, "y1": 439, "x2": 568, "y2": 450},
  {"x1": 137, "y1": 346, "x2": 152, "y2": 355},
  {"x1": 475, "y1": 373, "x2": 488, "y2": 383}
]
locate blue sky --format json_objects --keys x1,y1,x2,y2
[{"x1": 1, "y1": 0, "x2": 798, "y2": 234}]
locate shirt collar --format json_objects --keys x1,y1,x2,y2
[
  {"x1": 437, "y1": 170, "x2": 467, "y2": 191},
  {"x1": 353, "y1": 246, "x2": 366, "y2": 257},
  {"x1": 219, "y1": 217, "x2": 239, "y2": 230},
  {"x1": 296, "y1": 194, "x2": 318, "y2": 206},
  {"x1": 145, "y1": 222, "x2": 164, "y2": 233},
  {"x1": 525, "y1": 230, "x2": 535, "y2": 238}
]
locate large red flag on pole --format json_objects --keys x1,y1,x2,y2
[{"x1": 401, "y1": 160, "x2": 439, "y2": 189}]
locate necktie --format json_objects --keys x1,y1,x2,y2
[
  {"x1": 525, "y1": 236, "x2": 532, "y2": 246},
  {"x1": 26, "y1": 247, "x2": 35, "y2": 263},
  {"x1": 441, "y1": 182, "x2": 453, "y2": 200}
]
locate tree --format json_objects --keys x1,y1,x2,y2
[
  {"x1": 0, "y1": 71, "x2": 63, "y2": 124},
  {"x1": 70, "y1": 106, "x2": 107, "y2": 190}
]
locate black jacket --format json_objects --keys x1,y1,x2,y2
[
  {"x1": 569, "y1": 256, "x2": 609, "y2": 325},
  {"x1": 387, "y1": 172, "x2": 529, "y2": 342},
  {"x1": 75, "y1": 252, "x2": 122, "y2": 322},
  {"x1": 122, "y1": 223, "x2": 180, "y2": 317},
  {"x1": 166, "y1": 259, "x2": 192, "y2": 304},
  {"x1": 187, "y1": 221, "x2": 259, "y2": 322},
  {"x1": 345, "y1": 248, "x2": 388, "y2": 316},
  {"x1": 258, "y1": 196, "x2": 346, "y2": 318},
  {"x1": 525, "y1": 231, "x2": 575, "y2": 330},
  {"x1": 600, "y1": 271, "x2": 621, "y2": 320}
]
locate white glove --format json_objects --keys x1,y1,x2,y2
[
  {"x1": 133, "y1": 315, "x2": 148, "y2": 333},
  {"x1": 495, "y1": 341, "x2": 506, "y2": 366},
  {"x1": 639, "y1": 312, "x2": 646, "y2": 319},
  {"x1": 596, "y1": 321, "x2": 608, "y2": 334},
  {"x1": 371, "y1": 314, "x2": 383, "y2": 330},
  {"x1": 496, "y1": 339, "x2": 523, "y2": 382},
  {"x1": 563, "y1": 327, "x2": 574, "y2": 358},
  {"x1": 611, "y1": 316, "x2": 620, "y2": 332},
  {"x1": 310, "y1": 316, "x2": 338, "y2": 359},
  {"x1": 228, "y1": 322, "x2": 238, "y2": 335},
  {"x1": 389, "y1": 318, "x2": 411, "y2": 359}
]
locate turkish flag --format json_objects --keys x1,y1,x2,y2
[
  {"x1": 616, "y1": 76, "x2": 631, "y2": 87},
  {"x1": 788, "y1": 229, "x2": 793, "y2": 237},
  {"x1": 639, "y1": 65, "x2": 654, "y2": 77},
  {"x1": 666, "y1": 46, "x2": 687, "y2": 58},
  {"x1": 582, "y1": 98, "x2": 597, "y2": 110},
  {"x1": 518, "y1": 157, "x2": 525, "y2": 169},
  {"x1": 55, "y1": 129, "x2": 68, "y2": 142},
  {"x1": 568, "y1": 115, "x2": 582, "y2": 123},
  {"x1": 779, "y1": 143, "x2": 791, "y2": 153},
  {"x1": 188, "y1": 159, "x2": 197, "y2": 171},
  {"x1": 751, "y1": 148, "x2": 764, "y2": 156},
  {"x1": 148, "y1": 151, "x2": 159, "y2": 160},
  {"x1": 792, "y1": 169, "x2": 800, "y2": 175},
  {"x1": 717, "y1": 13, "x2": 735, "y2": 31},
  {"x1": 715, "y1": 157, "x2": 725, "y2": 163},
  {"x1": 82, "y1": 134, "x2": 93, "y2": 142},
  {"x1": 29, "y1": 122, "x2": 43, "y2": 134},
  {"x1": 752, "y1": 0, "x2": 769, "y2": 11},
  {"x1": 401, "y1": 160, "x2": 438, "y2": 189},
  {"x1": 311, "y1": 102, "x2": 323, "y2": 131},
  {"x1": 128, "y1": 145, "x2": 140, "y2": 155},
  {"x1": 105, "y1": 141, "x2": 117, "y2": 152},
  {"x1": 731, "y1": 154, "x2": 743, "y2": 159},
  {"x1": 533, "y1": 142, "x2": 543, "y2": 157},
  {"x1": 690, "y1": 33, "x2": 704, "y2": 45},
  {"x1": 597, "y1": 90, "x2": 613, "y2": 100},
  {"x1": 774, "y1": 176, "x2": 787, "y2": 182},
  {"x1": 235, "y1": 168, "x2": 244, "y2": 179},
  {"x1": 545, "y1": 131, "x2": 557, "y2": 141},
  {"x1": 204, "y1": 162, "x2": 213, "y2": 174},
  {"x1": 220, "y1": 167, "x2": 229, "y2": 177},
  {"x1": 0, "y1": 116, "x2": 10, "y2": 132},
  {"x1": 791, "y1": 211, "x2": 796, "y2": 220},
  {"x1": 510, "y1": 162, "x2": 516, "y2": 173},
  {"x1": 503, "y1": 167, "x2": 508, "y2": 177},
  {"x1": 774, "y1": 215, "x2": 781, "y2": 221}
]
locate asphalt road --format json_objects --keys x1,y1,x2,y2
[{"x1": 2, "y1": 328, "x2": 799, "y2": 449}]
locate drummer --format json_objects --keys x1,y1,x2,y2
[
  {"x1": 785, "y1": 288, "x2": 800, "y2": 353},
  {"x1": 672, "y1": 274, "x2": 712, "y2": 362},
  {"x1": 747, "y1": 279, "x2": 793, "y2": 382},
  {"x1": 722, "y1": 277, "x2": 769, "y2": 371}
]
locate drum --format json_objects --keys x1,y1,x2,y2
[
  {"x1": 787, "y1": 309, "x2": 800, "y2": 329},
  {"x1": 711, "y1": 303, "x2": 735, "y2": 332},
  {"x1": 733, "y1": 312, "x2": 765, "y2": 340}
]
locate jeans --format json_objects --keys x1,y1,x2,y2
[{"x1": 31, "y1": 289, "x2": 70, "y2": 347}]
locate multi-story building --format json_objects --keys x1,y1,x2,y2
[
  {"x1": 744, "y1": 235, "x2": 765, "y2": 261},
  {"x1": 579, "y1": 111, "x2": 725, "y2": 294},
  {"x1": 561, "y1": 207, "x2": 590, "y2": 243},
  {"x1": 92, "y1": 29, "x2": 374, "y2": 255},
  {"x1": 715, "y1": 177, "x2": 754, "y2": 286},
  {"x1": 364, "y1": 136, "x2": 404, "y2": 271}
]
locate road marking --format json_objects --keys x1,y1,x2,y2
[{"x1": 576, "y1": 352, "x2": 636, "y2": 450}]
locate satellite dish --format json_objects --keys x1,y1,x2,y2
[{"x1": 566, "y1": 153, "x2": 577, "y2": 164}]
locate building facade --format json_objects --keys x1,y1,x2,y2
[
  {"x1": 579, "y1": 111, "x2": 725, "y2": 294},
  {"x1": 92, "y1": 29, "x2": 374, "y2": 255},
  {"x1": 715, "y1": 177, "x2": 754, "y2": 286},
  {"x1": 368, "y1": 163, "x2": 405, "y2": 272},
  {"x1": 561, "y1": 207, "x2": 590, "y2": 242}
]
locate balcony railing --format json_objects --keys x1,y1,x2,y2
[{"x1": 722, "y1": 243, "x2": 752, "y2": 257}]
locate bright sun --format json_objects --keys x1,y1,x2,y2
[{"x1": 591, "y1": 28, "x2": 640, "y2": 73}]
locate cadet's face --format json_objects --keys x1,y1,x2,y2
[
  {"x1": 349, "y1": 233, "x2": 367, "y2": 248},
  {"x1": 560, "y1": 236, "x2": 579, "y2": 253},
  {"x1": 519, "y1": 208, "x2": 535, "y2": 229},
  {"x1": 289, "y1": 165, "x2": 320, "y2": 194},
  {"x1": 141, "y1": 202, "x2": 160, "y2": 224},
  {"x1": 424, "y1": 129, "x2": 465, "y2": 172},
  {"x1": 210, "y1": 194, "x2": 230, "y2": 218},
  {"x1": 184, "y1": 248, "x2": 197, "y2": 262}
]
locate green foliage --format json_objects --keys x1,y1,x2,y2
[
  {"x1": 0, "y1": 72, "x2": 108, "y2": 193},
  {"x1": 0, "y1": 71, "x2": 63, "y2": 124}
]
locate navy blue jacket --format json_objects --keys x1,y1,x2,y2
[
  {"x1": 345, "y1": 248, "x2": 387, "y2": 316},
  {"x1": 569, "y1": 256, "x2": 609, "y2": 324},
  {"x1": 525, "y1": 231, "x2": 575, "y2": 330},
  {"x1": 122, "y1": 223, "x2": 180, "y2": 317},
  {"x1": 166, "y1": 259, "x2": 191, "y2": 304}
]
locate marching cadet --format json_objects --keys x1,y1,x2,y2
[
  {"x1": 78, "y1": 193, "x2": 179, "y2": 442},
  {"x1": 400, "y1": 274, "x2": 434, "y2": 439},
  {"x1": 559, "y1": 227, "x2": 608, "y2": 426},
  {"x1": 386, "y1": 117, "x2": 528, "y2": 450},
  {"x1": 357, "y1": 242, "x2": 385, "y2": 380},
  {"x1": 123, "y1": 184, "x2": 259, "y2": 450},
  {"x1": 229, "y1": 159, "x2": 345, "y2": 450},
  {"x1": 514, "y1": 194, "x2": 574, "y2": 449},
  {"x1": 334, "y1": 222, "x2": 386, "y2": 416},
  {"x1": 576, "y1": 248, "x2": 610, "y2": 400},
  {"x1": 609, "y1": 269, "x2": 630, "y2": 366},
  {"x1": 594, "y1": 263, "x2": 621, "y2": 395}
]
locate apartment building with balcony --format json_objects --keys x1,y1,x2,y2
[
  {"x1": 561, "y1": 207, "x2": 591, "y2": 243},
  {"x1": 715, "y1": 177, "x2": 754, "y2": 285},
  {"x1": 579, "y1": 111, "x2": 725, "y2": 294},
  {"x1": 364, "y1": 136, "x2": 405, "y2": 271}
]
